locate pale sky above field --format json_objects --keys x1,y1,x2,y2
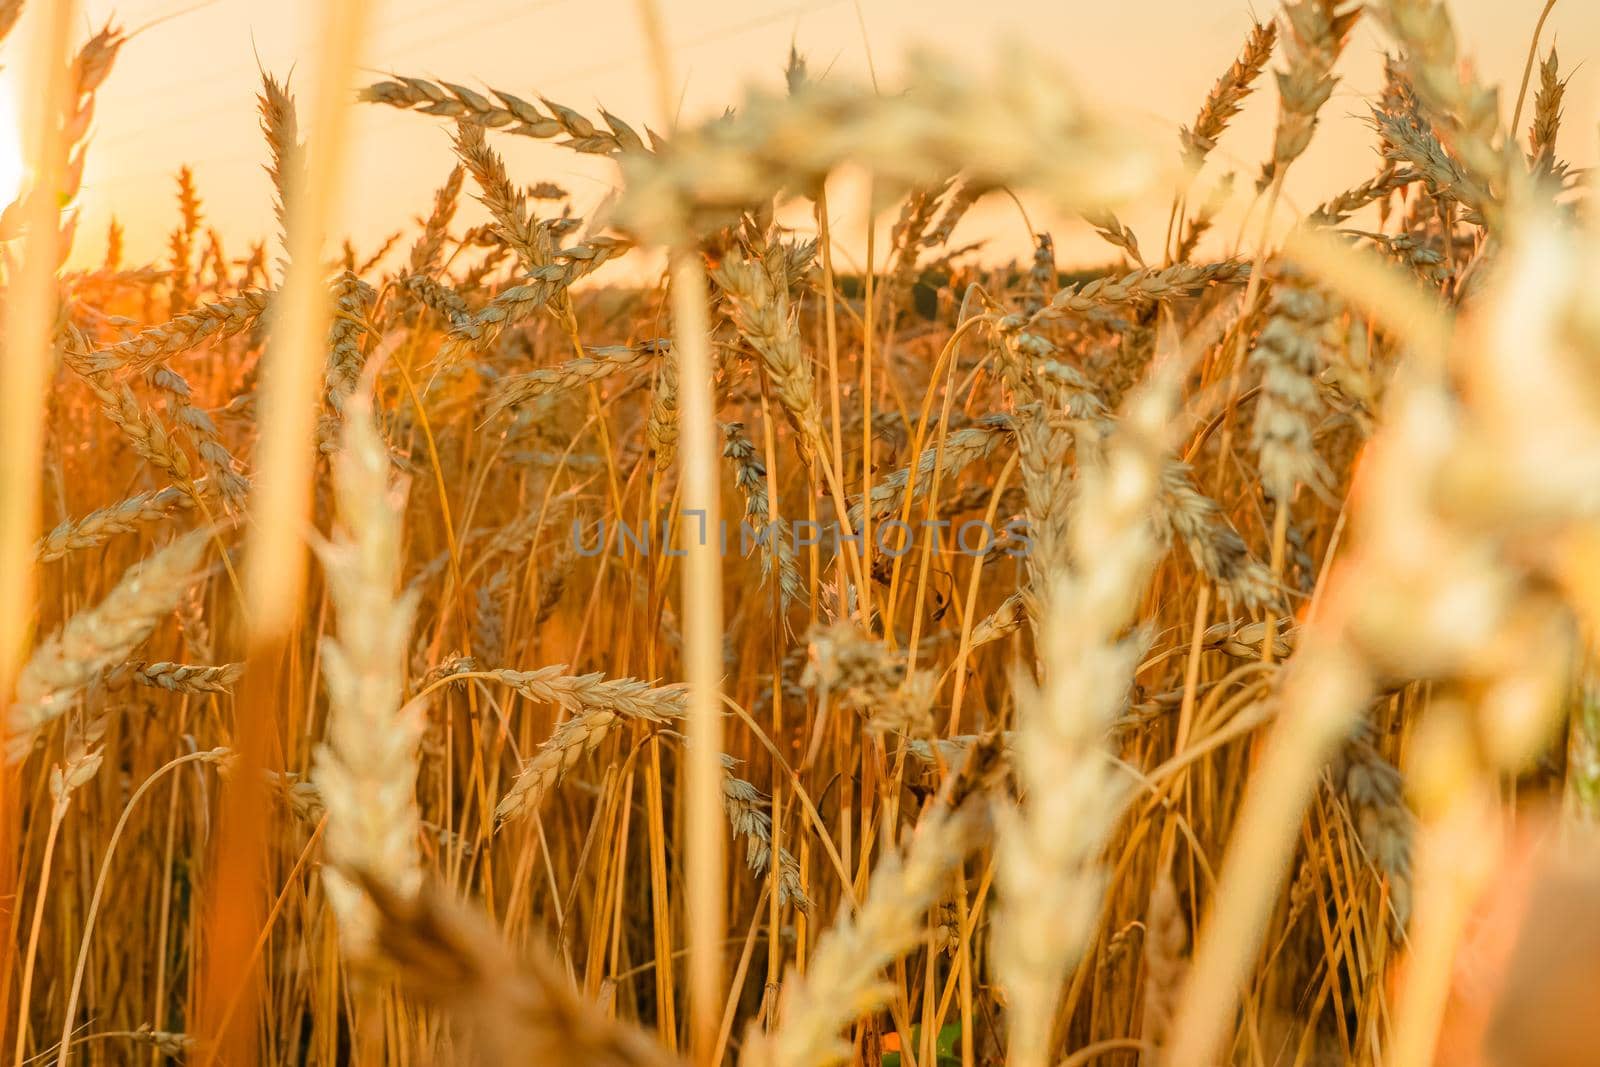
[{"x1": 2, "y1": 0, "x2": 1596, "y2": 272}]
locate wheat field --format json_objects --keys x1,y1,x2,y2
[{"x1": 0, "y1": 0, "x2": 1597, "y2": 1063}]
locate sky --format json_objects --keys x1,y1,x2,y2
[{"x1": 1, "y1": 0, "x2": 1595, "y2": 272}]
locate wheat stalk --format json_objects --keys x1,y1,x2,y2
[
  {"x1": 1026, "y1": 260, "x2": 1249, "y2": 328},
  {"x1": 1374, "y1": 0, "x2": 1508, "y2": 211},
  {"x1": 76, "y1": 289, "x2": 271, "y2": 375},
  {"x1": 486, "y1": 339, "x2": 668, "y2": 418},
  {"x1": 1527, "y1": 47, "x2": 1566, "y2": 179},
  {"x1": 1175, "y1": 174, "x2": 1234, "y2": 260},
  {"x1": 722, "y1": 422, "x2": 802, "y2": 612},
  {"x1": 997, "y1": 356, "x2": 1181, "y2": 1067},
  {"x1": 1139, "y1": 865, "x2": 1187, "y2": 1050},
  {"x1": 647, "y1": 356, "x2": 680, "y2": 473},
  {"x1": 720, "y1": 755, "x2": 811, "y2": 913},
  {"x1": 1258, "y1": 0, "x2": 1361, "y2": 190},
  {"x1": 145, "y1": 365, "x2": 250, "y2": 508},
  {"x1": 494, "y1": 708, "x2": 622, "y2": 825},
  {"x1": 713, "y1": 249, "x2": 824, "y2": 463},
  {"x1": 490, "y1": 666, "x2": 686, "y2": 720},
  {"x1": 364, "y1": 878, "x2": 682, "y2": 1067},
  {"x1": 107, "y1": 659, "x2": 242, "y2": 694},
  {"x1": 362, "y1": 76, "x2": 653, "y2": 157},
  {"x1": 1181, "y1": 19, "x2": 1278, "y2": 171},
  {"x1": 34, "y1": 485, "x2": 195, "y2": 562},
  {"x1": 1308, "y1": 165, "x2": 1419, "y2": 226},
  {"x1": 1159, "y1": 457, "x2": 1277, "y2": 610},
  {"x1": 1251, "y1": 263, "x2": 1335, "y2": 504},
  {"x1": 7, "y1": 528, "x2": 212, "y2": 762},
  {"x1": 441, "y1": 236, "x2": 630, "y2": 358},
  {"x1": 258, "y1": 71, "x2": 302, "y2": 254},
  {"x1": 745, "y1": 804, "x2": 982, "y2": 1067},
  {"x1": 848, "y1": 415, "x2": 1014, "y2": 529},
  {"x1": 492, "y1": 668, "x2": 686, "y2": 824},
  {"x1": 406, "y1": 164, "x2": 464, "y2": 277},
  {"x1": 617, "y1": 48, "x2": 1153, "y2": 242},
  {"x1": 453, "y1": 119, "x2": 554, "y2": 275},
  {"x1": 313, "y1": 390, "x2": 423, "y2": 961}
]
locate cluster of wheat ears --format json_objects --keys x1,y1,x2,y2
[{"x1": 0, "y1": 0, "x2": 1596, "y2": 1063}]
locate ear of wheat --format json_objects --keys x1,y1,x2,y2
[{"x1": 313, "y1": 391, "x2": 423, "y2": 962}]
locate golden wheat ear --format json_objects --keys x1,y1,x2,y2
[{"x1": 7, "y1": 527, "x2": 215, "y2": 763}]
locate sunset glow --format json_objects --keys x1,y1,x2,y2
[{"x1": 0, "y1": 75, "x2": 22, "y2": 208}]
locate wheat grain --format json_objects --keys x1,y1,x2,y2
[
  {"x1": 145, "y1": 364, "x2": 250, "y2": 508},
  {"x1": 617, "y1": 48, "x2": 1154, "y2": 242},
  {"x1": 1140, "y1": 866, "x2": 1187, "y2": 1049},
  {"x1": 490, "y1": 666, "x2": 686, "y2": 721},
  {"x1": 364, "y1": 878, "x2": 681, "y2": 1067},
  {"x1": 1374, "y1": 0, "x2": 1508, "y2": 209},
  {"x1": 442, "y1": 236, "x2": 630, "y2": 358},
  {"x1": 1335, "y1": 735, "x2": 1414, "y2": 932},
  {"x1": 167, "y1": 166, "x2": 200, "y2": 314},
  {"x1": 848, "y1": 415, "x2": 1014, "y2": 529},
  {"x1": 1026, "y1": 260, "x2": 1249, "y2": 328},
  {"x1": 1528, "y1": 47, "x2": 1567, "y2": 183},
  {"x1": 647, "y1": 353, "x2": 680, "y2": 473},
  {"x1": 1159, "y1": 458, "x2": 1277, "y2": 610},
  {"x1": 1309, "y1": 165, "x2": 1420, "y2": 226},
  {"x1": 495, "y1": 708, "x2": 621, "y2": 824}
]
